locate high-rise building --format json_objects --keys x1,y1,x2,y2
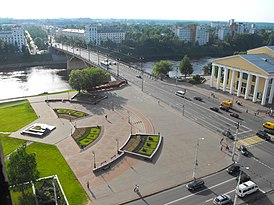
[{"x1": 173, "y1": 25, "x2": 209, "y2": 46}]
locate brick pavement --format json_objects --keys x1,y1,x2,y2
[{"x1": 9, "y1": 83, "x2": 234, "y2": 205}]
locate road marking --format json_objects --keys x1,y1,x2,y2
[
  {"x1": 164, "y1": 178, "x2": 235, "y2": 205},
  {"x1": 205, "y1": 189, "x2": 236, "y2": 203}
]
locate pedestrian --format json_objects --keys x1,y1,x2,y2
[
  {"x1": 246, "y1": 109, "x2": 248, "y2": 113},
  {"x1": 134, "y1": 184, "x2": 139, "y2": 193},
  {"x1": 105, "y1": 115, "x2": 107, "y2": 120},
  {"x1": 220, "y1": 145, "x2": 223, "y2": 151},
  {"x1": 86, "y1": 181, "x2": 90, "y2": 190},
  {"x1": 158, "y1": 100, "x2": 160, "y2": 105}
]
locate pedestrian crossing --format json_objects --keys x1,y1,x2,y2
[{"x1": 236, "y1": 134, "x2": 274, "y2": 147}]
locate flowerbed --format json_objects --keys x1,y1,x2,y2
[{"x1": 72, "y1": 126, "x2": 101, "y2": 148}]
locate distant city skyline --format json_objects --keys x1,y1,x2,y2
[{"x1": 1, "y1": 0, "x2": 274, "y2": 23}]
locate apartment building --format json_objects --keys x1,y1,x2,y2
[
  {"x1": 173, "y1": 25, "x2": 209, "y2": 46},
  {"x1": 0, "y1": 25, "x2": 26, "y2": 52}
]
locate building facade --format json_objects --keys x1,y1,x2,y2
[
  {"x1": 56, "y1": 29, "x2": 85, "y2": 41},
  {"x1": 0, "y1": 25, "x2": 26, "y2": 52},
  {"x1": 173, "y1": 25, "x2": 209, "y2": 46},
  {"x1": 210, "y1": 46, "x2": 274, "y2": 105},
  {"x1": 85, "y1": 25, "x2": 125, "y2": 45}
]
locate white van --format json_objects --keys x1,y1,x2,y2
[
  {"x1": 175, "y1": 90, "x2": 185, "y2": 97},
  {"x1": 236, "y1": 180, "x2": 258, "y2": 197}
]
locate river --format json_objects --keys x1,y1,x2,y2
[
  {"x1": 0, "y1": 57, "x2": 214, "y2": 100},
  {"x1": 0, "y1": 66, "x2": 70, "y2": 100}
]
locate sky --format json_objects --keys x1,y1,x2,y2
[{"x1": 1, "y1": 0, "x2": 274, "y2": 23}]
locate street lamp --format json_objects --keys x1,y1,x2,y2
[
  {"x1": 232, "y1": 122, "x2": 240, "y2": 162},
  {"x1": 92, "y1": 151, "x2": 96, "y2": 168},
  {"x1": 116, "y1": 58, "x2": 120, "y2": 77},
  {"x1": 140, "y1": 57, "x2": 144, "y2": 92},
  {"x1": 116, "y1": 138, "x2": 119, "y2": 154},
  {"x1": 192, "y1": 137, "x2": 204, "y2": 179}
]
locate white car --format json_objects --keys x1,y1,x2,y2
[
  {"x1": 213, "y1": 194, "x2": 231, "y2": 204},
  {"x1": 175, "y1": 90, "x2": 185, "y2": 97}
]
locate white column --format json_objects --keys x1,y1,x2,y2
[
  {"x1": 216, "y1": 66, "x2": 221, "y2": 90},
  {"x1": 210, "y1": 64, "x2": 215, "y2": 87},
  {"x1": 253, "y1": 76, "x2": 260, "y2": 102},
  {"x1": 237, "y1": 72, "x2": 243, "y2": 96},
  {"x1": 261, "y1": 78, "x2": 269, "y2": 105},
  {"x1": 244, "y1": 73, "x2": 251, "y2": 99},
  {"x1": 230, "y1": 70, "x2": 236, "y2": 94},
  {"x1": 268, "y1": 79, "x2": 274, "y2": 104},
  {"x1": 223, "y1": 67, "x2": 229, "y2": 92}
]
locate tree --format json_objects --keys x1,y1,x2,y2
[
  {"x1": 7, "y1": 143, "x2": 39, "y2": 192},
  {"x1": 152, "y1": 60, "x2": 173, "y2": 79},
  {"x1": 179, "y1": 55, "x2": 193, "y2": 79},
  {"x1": 202, "y1": 63, "x2": 212, "y2": 75},
  {"x1": 69, "y1": 67, "x2": 111, "y2": 92}
]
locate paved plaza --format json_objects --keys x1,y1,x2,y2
[{"x1": 10, "y1": 84, "x2": 239, "y2": 205}]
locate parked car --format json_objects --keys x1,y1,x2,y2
[
  {"x1": 256, "y1": 130, "x2": 271, "y2": 141},
  {"x1": 110, "y1": 61, "x2": 117, "y2": 65},
  {"x1": 227, "y1": 164, "x2": 240, "y2": 174},
  {"x1": 219, "y1": 106, "x2": 230, "y2": 112},
  {"x1": 264, "y1": 128, "x2": 274, "y2": 135},
  {"x1": 186, "y1": 178, "x2": 205, "y2": 191},
  {"x1": 136, "y1": 75, "x2": 142, "y2": 79},
  {"x1": 222, "y1": 130, "x2": 234, "y2": 140},
  {"x1": 238, "y1": 145, "x2": 249, "y2": 156},
  {"x1": 213, "y1": 194, "x2": 231, "y2": 205},
  {"x1": 210, "y1": 107, "x2": 219, "y2": 112},
  {"x1": 194, "y1": 96, "x2": 203, "y2": 101},
  {"x1": 230, "y1": 113, "x2": 239, "y2": 118},
  {"x1": 236, "y1": 172, "x2": 251, "y2": 183}
]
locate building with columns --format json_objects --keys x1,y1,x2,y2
[{"x1": 210, "y1": 46, "x2": 274, "y2": 105}]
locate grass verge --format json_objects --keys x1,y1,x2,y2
[{"x1": 0, "y1": 100, "x2": 37, "y2": 132}]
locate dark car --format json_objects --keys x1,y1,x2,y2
[
  {"x1": 186, "y1": 179, "x2": 205, "y2": 191},
  {"x1": 219, "y1": 106, "x2": 230, "y2": 112},
  {"x1": 210, "y1": 107, "x2": 219, "y2": 112},
  {"x1": 230, "y1": 113, "x2": 239, "y2": 118},
  {"x1": 227, "y1": 164, "x2": 240, "y2": 174},
  {"x1": 222, "y1": 130, "x2": 234, "y2": 140},
  {"x1": 236, "y1": 172, "x2": 251, "y2": 183},
  {"x1": 256, "y1": 130, "x2": 271, "y2": 141},
  {"x1": 194, "y1": 96, "x2": 203, "y2": 101},
  {"x1": 264, "y1": 129, "x2": 274, "y2": 135},
  {"x1": 238, "y1": 145, "x2": 249, "y2": 156},
  {"x1": 136, "y1": 75, "x2": 142, "y2": 79}
]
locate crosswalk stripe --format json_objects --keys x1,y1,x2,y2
[{"x1": 237, "y1": 136, "x2": 264, "y2": 147}]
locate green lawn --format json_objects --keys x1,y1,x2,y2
[
  {"x1": 2, "y1": 137, "x2": 88, "y2": 205},
  {"x1": 0, "y1": 134, "x2": 26, "y2": 156},
  {"x1": 0, "y1": 100, "x2": 38, "y2": 132},
  {"x1": 26, "y1": 143, "x2": 88, "y2": 205}
]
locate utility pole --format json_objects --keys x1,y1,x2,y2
[
  {"x1": 232, "y1": 122, "x2": 240, "y2": 161},
  {"x1": 233, "y1": 169, "x2": 242, "y2": 205},
  {"x1": 192, "y1": 138, "x2": 204, "y2": 179}
]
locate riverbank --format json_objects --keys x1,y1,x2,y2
[{"x1": 0, "y1": 60, "x2": 66, "y2": 70}]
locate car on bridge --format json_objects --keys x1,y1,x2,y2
[
  {"x1": 227, "y1": 164, "x2": 240, "y2": 174},
  {"x1": 175, "y1": 90, "x2": 185, "y2": 97},
  {"x1": 222, "y1": 130, "x2": 234, "y2": 140},
  {"x1": 230, "y1": 112, "x2": 239, "y2": 118},
  {"x1": 236, "y1": 172, "x2": 251, "y2": 183},
  {"x1": 238, "y1": 145, "x2": 249, "y2": 156},
  {"x1": 193, "y1": 96, "x2": 203, "y2": 101},
  {"x1": 210, "y1": 107, "x2": 219, "y2": 112},
  {"x1": 219, "y1": 106, "x2": 230, "y2": 112}
]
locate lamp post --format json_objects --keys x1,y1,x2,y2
[
  {"x1": 116, "y1": 58, "x2": 120, "y2": 77},
  {"x1": 192, "y1": 138, "x2": 204, "y2": 179},
  {"x1": 175, "y1": 67, "x2": 179, "y2": 87},
  {"x1": 92, "y1": 151, "x2": 96, "y2": 168},
  {"x1": 116, "y1": 138, "x2": 119, "y2": 154},
  {"x1": 232, "y1": 122, "x2": 240, "y2": 162},
  {"x1": 140, "y1": 57, "x2": 144, "y2": 92}
]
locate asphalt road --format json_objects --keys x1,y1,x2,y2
[{"x1": 53, "y1": 44, "x2": 274, "y2": 204}]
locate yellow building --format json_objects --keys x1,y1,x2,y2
[{"x1": 210, "y1": 46, "x2": 274, "y2": 105}]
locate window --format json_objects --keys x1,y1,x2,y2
[
  {"x1": 252, "y1": 75, "x2": 256, "y2": 82},
  {"x1": 243, "y1": 73, "x2": 248, "y2": 80}
]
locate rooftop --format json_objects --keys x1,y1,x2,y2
[{"x1": 239, "y1": 54, "x2": 274, "y2": 74}]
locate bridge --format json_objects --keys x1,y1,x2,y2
[{"x1": 50, "y1": 43, "x2": 139, "y2": 80}]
